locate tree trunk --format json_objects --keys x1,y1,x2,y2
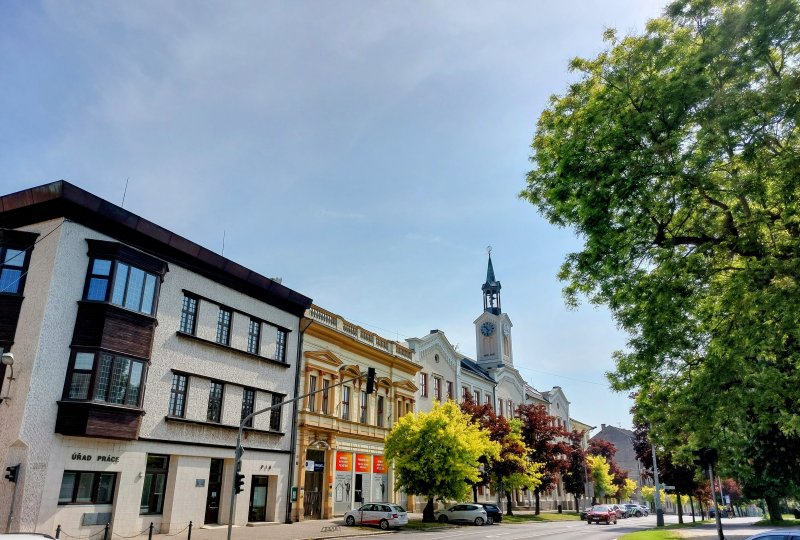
[
  {"x1": 574, "y1": 494, "x2": 580, "y2": 513},
  {"x1": 473, "y1": 485, "x2": 478, "y2": 503},
  {"x1": 766, "y1": 496, "x2": 783, "y2": 523},
  {"x1": 505, "y1": 491, "x2": 514, "y2": 516},
  {"x1": 689, "y1": 494, "x2": 696, "y2": 523},
  {"x1": 534, "y1": 490, "x2": 541, "y2": 515},
  {"x1": 422, "y1": 497, "x2": 436, "y2": 522},
  {"x1": 676, "y1": 493, "x2": 684, "y2": 524}
]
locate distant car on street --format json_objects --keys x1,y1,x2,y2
[
  {"x1": 435, "y1": 503, "x2": 488, "y2": 526},
  {"x1": 637, "y1": 504, "x2": 650, "y2": 516},
  {"x1": 477, "y1": 503, "x2": 503, "y2": 524},
  {"x1": 586, "y1": 504, "x2": 618, "y2": 525},
  {"x1": 623, "y1": 503, "x2": 644, "y2": 517},
  {"x1": 344, "y1": 503, "x2": 408, "y2": 530}
]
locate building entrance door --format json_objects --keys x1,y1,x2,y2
[
  {"x1": 248, "y1": 476, "x2": 269, "y2": 522},
  {"x1": 354, "y1": 474, "x2": 363, "y2": 505},
  {"x1": 204, "y1": 459, "x2": 224, "y2": 524},
  {"x1": 303, "y1": 449, "x2": 324, "y2": 519}
]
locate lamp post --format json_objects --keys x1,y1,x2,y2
[{"x1": 651, "y1": 445, "x2": 664, "y2": 527}]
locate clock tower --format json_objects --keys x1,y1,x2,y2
[{"x1": 475, "y1": 249, "x2": 513, "y2": 367}]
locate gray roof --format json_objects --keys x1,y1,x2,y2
[{"x1": 460, "y1": 357, "x2": 496, "y2": 383}]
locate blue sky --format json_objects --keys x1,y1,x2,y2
[{"x1": 1, "y1": 0, "x2": 669, "y2": 432}]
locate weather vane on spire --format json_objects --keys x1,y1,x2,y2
[{"x1": 487, "y1": 245, "x2": 492, "y2": 256}]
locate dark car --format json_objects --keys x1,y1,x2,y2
[
  {"x1": 587, "y1": 504, "x2": 618, "y2": 525},
  {"x1": 478, "y1": 503, "x2": 502, "y2": 524}
]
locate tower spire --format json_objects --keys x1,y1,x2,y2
[{"x1": 482, "y1": 246, "x2": 501, "y2": 315}]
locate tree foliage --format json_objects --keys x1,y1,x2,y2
[
  {"x1": 561, "y1": 430, "x2": 589, "y2": 510},
  {"x1": 517, "y1": 404, "x2": 570, "y2": 514},
  {"x1": 385, "y1": 401, "x2": 500, "y2": 521},
  {"x1": 587, "y1": 455, "x2": 615, "y2": 500},
  {"x1": 618, "y1": 478, "x2": 638, "y2": 501},
  {"x1": 523, "y1": 0, "x2": 800, "y2": 520}
]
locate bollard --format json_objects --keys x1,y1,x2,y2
[
  {"x1": 148, "y1": 522, "x2": 154, "y2": 540},
  {"x1": 55, "y1": 525, "x2": 61, "y2": 539},
  {"x1": 557, "y1": 504, "x2": 562, "y2": 514},
  {"x1": 103, "y1": 523, "x2": 109, "y2": 540},
  {"x1": 188, "y1": 521, "x2": 193, "y2": 540}
]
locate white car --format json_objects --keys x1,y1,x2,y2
[
  {"x1": 745, "y1": 531, "x2": 800, "y2": 540},
  {"x1": 344, "y1": 503, "x2": 408, "y2": 530},
  {"x1": 435, "y1": 503, "x2": 488, "y2": 525}
]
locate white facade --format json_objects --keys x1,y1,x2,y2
[{"x1": 0, "y1": 182, "x2": 311, "y2": 537}]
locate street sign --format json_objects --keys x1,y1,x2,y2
[{"x1": 663, "y1": 485, "x2": 675, "y2": 490}]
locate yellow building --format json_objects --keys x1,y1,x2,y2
[{"x1": 292, "y1": 306, "x2": 420, "y2": 521}]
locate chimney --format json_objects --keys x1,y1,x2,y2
[
  {"x1": 430, "y1": 329, "x2": 439, "y2": 334},
  {"x1": 601, "y1": 423, "x2": 606, "y2": 430}
]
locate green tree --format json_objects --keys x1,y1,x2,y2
[
  {"x1": 385, "y1": 401, "x2": 500, "y2": 521},
  {"x1": 522, "y1": 0, "x2": 800, "y2": 521},
  {"x1": 587, "y1": 455, "x2": 614, "y2": 501}
]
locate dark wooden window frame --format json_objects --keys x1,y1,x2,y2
[
  {"x1": 140, "y1": 454, "x2": 169, "y2": 515},
  {"x1": 341, "y1": 386, "x2": 350, "y2": 421},
  {"x1": 62, "y1": 348, "x2": 148, "y2": 409},
  {"x1": 241, "y1": 387, "x2": 255, "y2": 428},
  {"x1": 215, "y1": 308, "x2": 232, "y2": 346},
  {"x1": 377, "y1": 395, "x2": 384, "y2": 428},
  {"x1": 247, "y1": 318, "x2": 261, "y2": 355},
  {"x1": 58, "y1": 471, "x2": 117, "y2": 505},
  {"x1": 0, "y1": 244, "x2": 31, "y2": 295},
  {"x1": 269, "y1": 393, "x2": 281, "y2": 431},
  {"x1": 207, "y1": 381, "x2": 224, "y2": 423},
  {"x1": 321, "y1": 379, "x2": 330, "y2": 414},
  {"x1": 307, "y1": 375, "x2": 317, "y2": 412},
  {"x1": 359, "y1": 390, "x2": 368, "y2": 424},
  {"x1": 168, "y1": 373, "x2": 188, "y2": 418},
  {"x1": 179, "y1": 294, "x2": 198, "y2": 335}
]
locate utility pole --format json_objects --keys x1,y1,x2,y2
[
  {"x1": 709, "y1": 464, "x2": 724, "y2": 540},
  {"x1": 225, "y1": 368, "x2": 375, "y2": 540},
  {"x1": 651, "y1": 445, "x2": 664, "y2": 527}
]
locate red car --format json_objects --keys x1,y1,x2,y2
[{"x1": 586, "y1": 504, "x2": 618, "y2": 525}]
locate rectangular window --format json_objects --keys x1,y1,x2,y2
[
  {"x1": 307, "y1": 376, "x2": 317, "y2": 412},
  {"x1": 462, "y1": 387, "x2": 469, "y2": 402},
  {"x1": 420, "y1": 373, "x2": 428, "y2": 397},
  {"x1": 0, "y1": 246, "x2": 27, "y2": 294},
  {"x1": 247, "y1": 319, "x2": 261, "y2": 354},
  {"x1": 498, "y1": 399, "x2": 504, "y2": 416},
  {"x1": 397, "y1": 399, "x2": 402, "y2": 420},
  {"x1": 321, "y1": 379, "x2": 330, "y2": 414},
  {"x1": 433, "y1": 378, "x2": 442, "y2": 401},
  {"x1": 261, "y1": 324, "x2": 288, "y2": 362},
  {"x1": 269, "y1": 394, "x2": 281, "y2": 431},
  {"x1": 216, "y1": 308, "x2": 232, "y2": 346},
  {"x1": 377, "y1": 396, "x2": 384, "y2": 428},
  {"x1": 446, "y1": 381, "x2": 453, "y2": 400},
  {"x1": 242, "y1": 388, "x2": 255, "y2": 428},
  {"x1": 341, "y1": 386, "x2": 351, "y2": 420},
  {"x1": 360, "y1": 391, "x2": 368, "y2": 424},
  {"x1": 168, "y1": 373, "x2": 188, "y2": 417},
  {"x1": 140, "y1": 455, "x2": 169, "y2": 515},
  {"x1": 485, "y1": 395, "x2": 491, "y2": 407},
  {"x1": 179, "y1": 295, "x2": 198, "y2": 334},
  {"x1": 405, "y1": 401, "x2": 412, "y2": 415},
  {"x1": 207, "y1": 381, "x2": 224, "y2": 422},
  {"x1": 474, "y1": 390, "x2": 481, "y2": 404},
  {"x1": 59, "y1": 471, "x2": 116, "y2": 505},
  {"x1": 64, "y1": 351, "x2": 145, "y2": 407},
  {"x1": 84, "y1": 259, "x2": 159, "y2": 315},
  {"x1": 507, "y1": 401, "x2": 513, "y2": 418}
]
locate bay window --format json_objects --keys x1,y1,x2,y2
[
  {"x1": 83, "y1": 258, "x2": 159, "y2": 316},
  {"x1": 63, "y1": 351, "x2": 146, "y2": 407}
]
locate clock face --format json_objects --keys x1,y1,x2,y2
[
  {"x1": 480, "y1": 321, "x2": 496, "y2": 336},
  {"x1": 502, "y1": 323, "x2": 510, "y2": 336}
]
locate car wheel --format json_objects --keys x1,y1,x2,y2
[
  {"x1": 380, "y1": 519, "x2": 390, "y2": 530},
  {"x1": 486, "y1": 516, "x2": 494, "y2": 525},
  {"x1": 636, "y1": 511, "x2": 642, "y2": 517},
  {"x1": 614, "y1": 518, "x2": 618, "y2": 524},
  {"x1": 474, "y1": 517, "x2": 484, "y2": 526},
  {"x1": 438, "y1": 515, "x2": 448, "y2": 523},
  {"x1": 345, "y1": 516, "x2": 355, "y2": 526},
  {"x1": 587, "y1": 520, "x2": 592, "y2": 525}
]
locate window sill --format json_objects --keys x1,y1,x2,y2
[
  {"x1": 175, "y1": 331, "x2": 289, "y2": 367},
  {"x1": 165, "y1": 415, "x2": 284, "y2": 436}
]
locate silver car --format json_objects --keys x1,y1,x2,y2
[
  {"x1": 744, "y1": 531, "x2": 800, "y2": 540},
  {"x1": 344, "y1": 503, "x2": 408, "y2": 530},
  {"x1": 435, "y1": 503, "x2": 488, "y2": 526}
]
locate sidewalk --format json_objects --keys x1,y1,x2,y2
[{"x1": 674, "y1": 517, "x2": 776, "y2": 539}]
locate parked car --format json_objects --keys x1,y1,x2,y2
[
  {"x1": 624, "y1": 503, "x2": 644, "y2": 517},
  {"x1": 435, "y1": 503, "x2": 488, "y2": 525},
  {"x1": 477, "y1": 503, "x2": 503, "y2": 524},
  {"x1": 638, "y1": 504, "x2": 650, "y2": 516},
  {"x1": 745, "y1": 531, "x2": 800, "y2": 540},
  {"x1": 344, "y1": 503, "x2": 409, "y2": 530},
  {"x1": 587, "y1": 504, "x2": 618, "y2": 525},
  {"x1": 0, "y1": 536, "x2": 55, "y2": 539}
]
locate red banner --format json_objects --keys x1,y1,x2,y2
[
  {"x1": 373, "y1": 455, "x2": 386, "y2": 474},
  {"x1": 355, "y1": 453, "x2": 371, "y2": 473},
  {"x1": 335, "y1": 452, "x2": 352, "y2": 471}
]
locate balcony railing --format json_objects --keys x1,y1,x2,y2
[{"x1": 306, "y1": 305, "x2": 417, "y2": 364}]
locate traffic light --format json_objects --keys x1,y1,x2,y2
[
  {"x1": 235, "y1": 473, "x2": 245, "y2": 494},
  {"x1": 692, "y1": 447, "x2": 718, "y2": 469},
  {"x1": 4, "y1": 464, "x2": 19, "y2": 483},
  {"x1": 365, "y1": 367, "x2": 376, "y2": 394}
]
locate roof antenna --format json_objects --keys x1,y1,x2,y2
[
  {"x1": 222, "y1": 230, "x2": 226, "y2": 256},
  {"x1": 121, "y1": 177, "x2": 130, "y2": 207}
]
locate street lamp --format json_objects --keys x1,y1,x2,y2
[{"x1": 651, "y1": 444, "x2": 664, "y2": 527}]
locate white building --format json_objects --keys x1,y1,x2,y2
[{"x1": 0, "y1": 181, "x2": 312, "y2": 536}]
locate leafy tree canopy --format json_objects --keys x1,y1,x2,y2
[
  {"x1": 522, "y1": 0, "x2": 800, "y2": 516},
  {"x1": 587, "y1": 455, "x2": 615, "y2": 500},
  {"x1": 385, "y1": 401, "x2": 499, "y2": 519}
]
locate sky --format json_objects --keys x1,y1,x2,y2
[{"x1": 0, "y1": 0, "x2": 670, "y2": 433}]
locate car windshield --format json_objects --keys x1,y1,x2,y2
[{"x1": 593, "y1": 505, "x2": 610, "y2": 511}]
